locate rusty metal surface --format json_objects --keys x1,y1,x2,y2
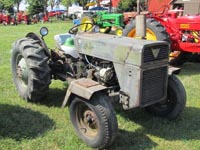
[
  {"x1": 62, "y1": 78, "x2": 107, "y2": 107},
  {"x1": 76, "y1": 78, "x2": 99, "y2": 88}
]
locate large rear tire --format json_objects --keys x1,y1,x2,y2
[
  {"x1": 145, "y1": 75, "x2": 186, "y2": 120},
  {"x1": 80, "y1": 15, "x2": 111, "y2": 34},
  {"x1": 11, "y1": 38, "x2": 51, "y2": 102},
  {"x1": 80, "y1": 16, "x2": 94, "y2": 32},
  {"x1": 123, "y1": 18, "x2": 170, "y2": 42},
  {"x1": 69, "y1": 93, "x2": 118, "y2": 149}
]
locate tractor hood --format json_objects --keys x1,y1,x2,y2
[
  {"x1": 175, "y1": 15, "x2": 200, "y2": 30},
  {"x1": 74, "y1": 32, "x2": 169, "y2": 67}
]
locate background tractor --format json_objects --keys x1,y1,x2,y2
[
  {"x1": 11, "y1": 24, "x2": 186, "y2": 149},
  {"x1": 80, "y1": 11, "x2": 124, "y2": 36},
  {"x1": 123, "y1": 0, "x2": 200, "y2": 66}
]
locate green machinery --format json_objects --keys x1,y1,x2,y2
[{"x1": 80, "y1": 11, "x2": 124, "y2": 35}]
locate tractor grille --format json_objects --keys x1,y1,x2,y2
[
  {"x1": 140, "y1": 66, "x2": 168, "y2": 106},
  {"x1": 143, "y1": 45, "x2": 169, "y2": 63}
]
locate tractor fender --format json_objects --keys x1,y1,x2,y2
[
  {"x1": 62, "y1": 78, "x2": 107, "y2": 107},
  {"x1": 168, "y1": 66, "x2": 181, "y2": 75},
  {"x1": 26, "y1": 32, "x2": 51, "y2": 58}
]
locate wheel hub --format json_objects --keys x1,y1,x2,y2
[
  {"x1": 84, "y1": 110, "x2": 96, "y2": 128},
  {"x1": 77, "y1": 108, "x2": 98, "y2": 137}
]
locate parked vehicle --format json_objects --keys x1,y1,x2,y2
[
  {"x1": 80, "y1": 11, "x2": 124, "y2": 35},
  {"x1": 123, "y1": 0, "x2": 200, "y2": 66},
  {"x1": 11, "y1": 23, "x2": 186, "y2": 148},
  {"x1": 11, "y1": 24, "x2": 186, "y2": 149}
]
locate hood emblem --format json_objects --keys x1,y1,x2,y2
[{"x1": 151, "y1": 48, "x2": 160, "y2": 58}]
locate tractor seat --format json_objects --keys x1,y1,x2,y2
[{"x1": 54, "y1": 33, "x2": 79, "y2": 58}]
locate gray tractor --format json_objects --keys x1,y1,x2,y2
[{"x1": 11, "y1": 23, "x2": 186, "y2": 149}]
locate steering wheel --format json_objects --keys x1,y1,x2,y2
[{"x1": 68, "y1": 23, "x2": 94, "y2": 34}]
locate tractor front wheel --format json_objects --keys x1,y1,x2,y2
[
  {"x1": 69, "y1": 93, "x2": 118, "y2": 149},
  {"x1": 11, "y1": 38, "x2": 51, "y2": 102},
  {"x1": 145, "y1": 75, "x2": 186, "y2": 120}
]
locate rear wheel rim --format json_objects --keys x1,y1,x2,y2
[
  {"x1": 16, "y1": 54, "x2": 28, "y2": 87},
  {"x1": 127, "y1": 28, "x2": 157, "y2": 40},
  {"x1": 80, "y1": 17, "x2": 93, "y2": 31}
]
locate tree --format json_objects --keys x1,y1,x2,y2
[
  {"x1": 0, "y1": 2, "x2": 4, "y2": 11},
  {"x1": 14, "y1": 0, "x2": 23, "y2": 12},
  {"x1": 27, "y1": 0, "x2": 48, "y2": 15},
  {"x1": 117, "y1": 0, "x2": 147, "y2": 12},
  {"x1": 61, "y1": 0, "x2": 74, "y2": 8},
  {"x1": 48, "y1": 0, "x2": 61, "y2": 10},
  {"x1": 76, "y1": 0, "x2": 90, "y2": 7},
  {"x1": 117, "y1": 0, "x2": 137, "y2": 12},
  {"x1": 0, "y1": 0, "x2": 16, "y2": 13},
  {"x1": 0, "y1": 0, "x2": 12, "y2": 9},
  {"x1": 61, "y1": 0, "x2": 91, "y2": 8},
  {"x1": 0, "y1": 0, "x2": 22, "y2": 13},
  {"x1": 49, "y1": 0, "x2": 56, "y2": 10}
]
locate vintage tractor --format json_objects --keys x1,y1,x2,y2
[
  {"x1": 17, "y1": 12, "x2": 31, "y2": 25},
  {"x1": 11, "y1": 24, "x2": 186, "y2": 149},
  {"x1": 80, "y1": 11, "x2": 124, "y2": 35},
  {"x1": 1, "y1": 14, "x2": 11, "y2": 25},
  {"x1": 123, "y1": 0, "x2": 200, "y2": 66}
]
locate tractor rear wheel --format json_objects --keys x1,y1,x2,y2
[
  {"x1": 123, "y1": 18, "x2": 170, "y2": 42},
  {"x1": 80, "y1": 16, "x2": 94, "y2": 32},
  {"x1": 80, "y1": 15, "x2": 111, "y2": 34},
  {"x1": 69, "y1": 93, "x2": 118, "y2": 149},
  {"x1": 11, "y1": 38, "x2": 51, "y2": 102},
  {"x1": 145, "y1": 75, "x2": 186, "y2": 120}
]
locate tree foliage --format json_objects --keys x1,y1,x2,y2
[
  {"x1": 26, "y1": 0, "x2": 48, "y2": 15},
  {"x1": 49, "y1": 0, "x2": 61, "y2": 10},
  {"x1": 14, "y1": 0, "x2": 23, "y2": 12},
  {"x1": 0, "y1": 0, "x2": 22, "y2": 13},
  {"x1": 117, "y1": 0, "x2": 147, "y2": 12},
  {"x1": 61, "y1": 0, "x2": 91, "y2": 8},
  {"x1": 60, "y1": 0, "x2": 73, "y2": 8},
  {"x1": 117, "y1": 0, "x2": 137, "y2": 12},
  {"x1": 76, "y1": 0, "x2": 90, "y2": 7},
  {"x1": 0, "y1": 0, "x2": 106, "y2": 14}
]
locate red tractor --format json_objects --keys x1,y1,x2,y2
[
  {"x1": 17, "y1": 12, "x2": 31, "y2": 25},
  {"x1": 123, "y1": 0, "x2": 200, "y2": 66},
  {"x1": 0, "y1": 14, "x2": 11, "y2": 25},
  {"x1": 40, "y1": 10, "x2": 65, "y2": 23},
  {"x1": 0, "y1": 13, "x2": 2, "y2": 23}
]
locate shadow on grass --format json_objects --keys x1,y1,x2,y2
[
  {"x1": 179, "y1": 62, "x2": 200, "y2": 76},
  {"x1": 0, "y1": 104, "x2": 55, "y2": 141},
  {"x1": 38, "y1": 88, "x2": 66, "y2": 107},
  {"x1": 116, "y1": 106, "x2": 200, "y2": 142},
  {"x1": 108, "y1": 129, "x2": 157, "y2": 150}
]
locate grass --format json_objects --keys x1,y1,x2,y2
[{"x1": 0, "y1": 22, "x2": 200, "y2": 150}]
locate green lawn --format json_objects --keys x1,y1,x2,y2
[{"x1": 0, "y1": 22, "x2": 200, "y2": 150}]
